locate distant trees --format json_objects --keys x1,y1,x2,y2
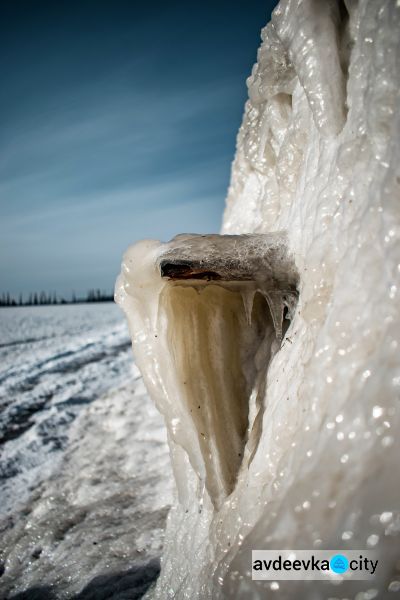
[
  {"x1": 86, "y1": 289, "x2": 108, "y2": 302},
  {"x1": 1, "y1": 292, "x2": 16, "y2": 307},
  {"x1": 0, "y1": 289, "x2": 114, "y2": 307}
]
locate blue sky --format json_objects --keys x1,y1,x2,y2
[{"x1": 0, "y1": 0, "x2": 277, "y2": 298}]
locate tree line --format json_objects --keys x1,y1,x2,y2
[{"x1": 0, "y1": 289, "x2": 114, "y2": 307}]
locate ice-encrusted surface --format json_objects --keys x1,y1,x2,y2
[
  {"x1": 0, "y1": 304, "x2": 133, "y2": 515},
  {"x1": 0, "y1": 305, "x2": 172, "y2": 598},
  {"x1": 157, "y1": 232, "x2": 298, "y2": 287},
  {"x1": 130, "y1": 1, "x2": 400, "y2": 598},
  {"x1": 0, "y1": 381, "x2": 172, "y2": 599}
]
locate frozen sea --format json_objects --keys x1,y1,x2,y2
[{"x1": 0, "y1": 304, "x2": 172, "y2": 599}]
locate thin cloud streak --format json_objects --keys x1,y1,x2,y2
[
  {"x1": 0, "y1": 79, "x2": 240, "y2": 216},
  {"x1": 0, "y1": 0, "x2": 277, "y2": 297}
]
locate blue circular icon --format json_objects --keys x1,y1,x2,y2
[{"x1": 330, "y1": 554, "x2": 349, "y2": 574}]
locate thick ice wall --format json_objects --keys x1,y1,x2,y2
[
  {"x1": 220, "y1": 0, "x2": 400, "y2": 597},
  {"x1": 117, "y1": 0, "x2": 400, "y2": 598},
  {"x1": 151, "y1": 0, "x2": 399, "y2": 598}
]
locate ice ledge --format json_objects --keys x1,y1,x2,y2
[{"x1": 157, "y1": 232, "x2": 299, "y2": 341}]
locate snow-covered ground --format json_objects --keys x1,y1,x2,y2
[
  {"x1": 0, "y1": 304, "x2": 133, "y2": 515},
  {"x1": 0, "y1": 304, "x2": 172, "y2": 598}
]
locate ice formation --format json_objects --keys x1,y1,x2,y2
[
  {"x1": 116, "y1": 0, "x2": 400, "y2": 597},
  {"x1": 116, "y1": 233, "x2": 298, "y2": 509}
]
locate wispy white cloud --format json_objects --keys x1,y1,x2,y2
[{"x1": 0, "y1": 0, "x2": 272, "y2": 295}]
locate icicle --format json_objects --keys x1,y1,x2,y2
[
  {"x1": 263, "y1": 291, "x2": 285, "y2": 342},
  {"x1": 241, "y1": 289, "x2": 256, "y2": 326}
]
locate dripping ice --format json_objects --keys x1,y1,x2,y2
[{"x1": 116, "y1": 232, "x2": 298, "y2": 508}]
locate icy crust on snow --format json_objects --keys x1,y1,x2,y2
[
  {"x1": 0, "y1": 304, "x2": 134, "y2": 517},
  {"x1": 0, "y1": 380, "x2": 172, "y2": 599},
  {"x1": 124, "y1": 0, "x2": 400, "y2": 598}
]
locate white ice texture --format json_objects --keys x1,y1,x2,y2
[{"x1": 116, "y1": 0, "x2": 400, "y2": 598}]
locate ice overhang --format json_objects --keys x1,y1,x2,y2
[
  {"x1": 157, "y1": 232, "x2": 299, "y2": 341},
  {"x1": 116, "y1": 231, "x2": 299, "y2": 507}
]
